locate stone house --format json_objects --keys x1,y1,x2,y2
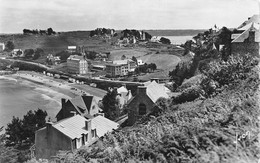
[
  {"x1": 231, "y1": 23, "x2": 260, "y2": 56},
  {"x1": 56, "y1": 95, "x2": 102, "y2": 121},
  {"x1": 127, "y1": 81, "x2": 169, "y2": 125},
  {"x1": 35, "y1": 114, "x2": 119, "y2": 159}
]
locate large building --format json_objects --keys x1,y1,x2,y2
[
  {"x1": 106, "y1": 59, "x2": 136, "y2": 77},
  {"x1": 35, "y1": 114, "x2": 119, "y2": 159},
  {"x1": 67, "y1": 55, "x2": 88, "y2": 74},
  {"x1": 231, "y1": 15, "x2": 260, "y2": 56}
]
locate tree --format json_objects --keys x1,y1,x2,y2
[
  {"x1": 5, "y1": 109, "x2": 47, "y2": 147},
  {"x1": 5, "y1": 117, "x2": 23, "y2": 146},
  {"x1": 24, "y1": 49, "x2": 34, "y2": 59},
  {"x1": 47, "y1": 28, "x2": 54, "y2": 35},
  {"x1": 5, "y1": 41, "x2": 15, "y2": 52},
  {"x1": 159, "y1": 37, "x2": 171, "y2": 44},
  {"x1": 101, "y1": 88, "x2": 120, "y2": 120},
  {"x1": 132, "y1": 56, "x2": 137, "y2": 64},
  {"x1": 33, "y1": 48, "x2": 44, "y2": 60},
  {"x1": 121, "y1": 55, "x2": 126, "y2": 60},
  {"x1": 55, "y1": 51, "x2": 71, "y2": 61}
]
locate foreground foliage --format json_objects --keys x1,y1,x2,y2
[{"x1": 53, "y1": 54, "x2": 259, "y2": 162}]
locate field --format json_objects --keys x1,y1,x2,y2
[{"x1": 137, "y1": 53, "x2": 181, "y2": 80}]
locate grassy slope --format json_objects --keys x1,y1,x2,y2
[{"x1": 53, "y1": 59, "x2": 259, "y2": 163}]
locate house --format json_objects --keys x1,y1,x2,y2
[
  {"x1": 67, "y1": 55, "x2": 88, "y2": 74},
  {"x1": 137, "y1": 59, "x2": 144, "y2": 66},
  {"x1": 67, "y1": 46, "x2": 77, "y2": 53},
  {"x1": 127, "y1": 81, "x2": 169, "y2": 125},
  {"x1": 231, "y1": 23, "x2": 260, "y2": 56},
  {"x1": 11, "y1": 49, "x2": 23, "y2": 57},
  {"x1": 47, "y1": 54, "x2": 61, "y2": 65},
  {"x1": 116, "y1": 84, "x2": 132, "y2": 109},
  {"x1": 0, "y1": 43, "x2": 5, "y2": 51},
  {"x1": 35, "y1": 114, "x2": 119, "y2": 159},
  {"x1": 56, "y1": 95, "x2": 102, "y2": 121}
]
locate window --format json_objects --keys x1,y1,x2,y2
[
  {"x1": 91, "y1": 129, "x2": 96, "y2": 138},
  {"x1": 85, "y1": 134, "x2": 88, "y2": 142},
  {"x1": 139, "y1": 103, "x2": 146, "y2": 115},
  {"x1": 72, "y1": 139, "x2": 77, "y2": 149},
  {"x1": 82, "y1": 135, "x2": 85, "y2": 145}
]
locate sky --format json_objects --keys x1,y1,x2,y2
[{"x1": 0, "y1": 0, "x2": 259, "y2": 33}]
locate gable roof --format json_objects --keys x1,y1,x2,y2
[
  {"x1": 232, "y1": 23, "x2": 260, "y2": 43},
  {"x1": 52, "y1": 115, "x2": 88, "y2": 139},
  {"x1": 237, "y1": 15, "x2": 260, "y2": 29},
  {"x1": 146, "y1": 81, "x2": 169, "y2": 103},
  {"x1": 69, "y1": 95, "x2": 95, "y2": 114},
  {"x1": 52, "y1": 115, "x2": 119, "y2": 140},
  {"x1": 117, "y1": 86, "x2": 128, "y2": 93},
  {"x1": 91, "y1": 116, "x2": 119, "y2": 137}
]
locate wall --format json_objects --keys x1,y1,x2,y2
[
  {"x1": 35, "y1": 126, "x2": 72, "y2": 160},
  {"x1": 231, "y1": 42, "x2": 260, "y2": 56},
  {"x1": 127, "y1": 90, "x2": 155, "y2": 125},
  {"x1": 56, "y1": 100, "x2": 80, "y2": 121}
]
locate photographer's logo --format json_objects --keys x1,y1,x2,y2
[{"x1": 233, "y1": 131, "x2": 250, "y2": 150}]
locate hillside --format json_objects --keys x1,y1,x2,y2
[
  {"x1": 144, "y1": 29, "x2": 206, "y2": 36},
  {"x1": 0, "y1": 31, "x2": 116, "y2": 54},
  {"x1": 0, "y1": 29, "x2": 205, "y2": 54},
  {"x1": 46, "y1": 54, "x2": 259, "y2": 163}
]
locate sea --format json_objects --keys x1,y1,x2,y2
[
  {"x1": 159, "y1": 35, "x2": 194, "y2": 45},
  {"x1": 0, "y1": 76, "x2": 62, "y2": 133}
]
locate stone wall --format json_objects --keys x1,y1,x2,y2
[
  {"x1": 35, "y1": 125, "x2": 71, "y2": 159},
  {"x1": 231, "y1": 42, "x2": 260, "y2": 56},
  {"x1": 127, "y1": 87, "x2": 155, "y2": 125}
]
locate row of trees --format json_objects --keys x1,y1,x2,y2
[
  {"x1": 135, "y1": 63, "x2": 157, "y2": 74},
  {"x1": 89, "y1": 28, "x2": 116, "y2": 37},
  {"x1": 24, "y1": 48, "x2": 44, "y2": 60},
  {"x1": 23, "y1": 28, "x2": 56, "y2": 35}
]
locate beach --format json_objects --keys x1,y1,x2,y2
[{"x1": 0, "y1": 71, "x2": 105, "y2": 132}]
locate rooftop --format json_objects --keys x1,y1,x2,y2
[
  {"x1": 52, "y1": 115, "x2": 119, "y2": 140},
  {"x1": 67, "y1": 55, "x2": 85, "y2": 61},
  {"x1": 232, "y1": 23, "x2": 260, "y2": 43}
]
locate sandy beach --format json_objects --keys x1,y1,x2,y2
[{"x1": 0, "y1": 71, "x2": 106, "y2": 131}]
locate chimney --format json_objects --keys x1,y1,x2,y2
[
  {"x1": 85, "y1": 119, "x2": 91, "y2": 131},
  {"x1": 46, "y1": 122, "x2": 53, "y2": 134},
  {"x1": 137, "y1": 86, "x2": 147, "y2": 95},
  {"x1": 248, "y1": 30, "x2": 255, "y2": 42},
  {"x1": 61, "y1": 98, "x2": 66, "y2": 108}
]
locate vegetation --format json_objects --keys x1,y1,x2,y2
[
  {"x1": 90, "y1": 28, "x2": 115, "y2": 37},
  {"x1": 51, "y1": 52, "x2": 259, "y2": 163},
  {"x1": 121, "y1": 29, "x2": 152, "y2": 41},
  {"x1": 5, "y1": 41, "x2": 15, "y2": 52},
  {"x1": 0, "y1": 109, "x2": 47, "y2": 163},
  {"x1": 134, "y1": 63, "x2": 157, "y2": 74},
  {"x1": 23, "y1": 28, "x2": 56, "y2": 35},
  {"x1": 10, "y1": 61, "x2": 47, "y2": 72},
  {"x1": 101, "y1": 88, "x2": 120, "y2": 120},
  {"x1": 159, "y1": 37, "x2": 171, "y2": 44}
]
